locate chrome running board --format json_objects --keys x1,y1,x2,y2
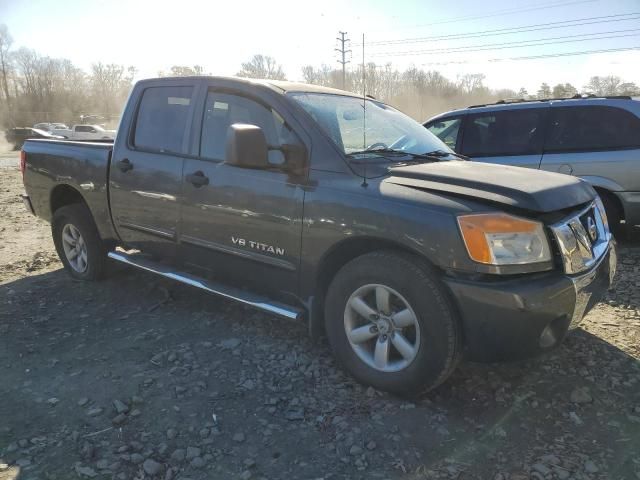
[{"x1": 108, "y1": 251, "x2": 304, "y2": 321}]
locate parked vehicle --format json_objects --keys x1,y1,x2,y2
[
  {"x1": 21, "y1": 77, "x2": 616, "y2": 394},
  {"x1": 52, "y1": 124, "x2": 116, "y2": 140},
  {"x1": 33, "y1": 122, "x2": 53, "y2": 132},
  {"x1": 5, "y1": 127, "x2": 64, "y2": 149},
  {"x1": 33, "y1": 122, "x2": 69, "y2": 132},
  {"x1": 424, "y1": 96, "x2": 640, "y2": 233}
]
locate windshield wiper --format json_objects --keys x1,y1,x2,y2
[
  {"x1": 423, "y1": 149, "x2": 469, "y2": 160},
  {"x1": 346, "y1": 148, "x2": 443, "y2": 165},
  {"x1": 346, "y1": 147, "x2": 410, "y2": 157}
]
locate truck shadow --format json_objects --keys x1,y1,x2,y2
[{"x1": 1, "y1": 257, "x2": 638, "y2": 478}]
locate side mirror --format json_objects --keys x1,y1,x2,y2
[{"x1": 225, "y1": 123, "x2": 269, "y2": 169}]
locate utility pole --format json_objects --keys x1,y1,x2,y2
[{"x1": 335, "y1": 31, "x2": 351, "y2": 89}]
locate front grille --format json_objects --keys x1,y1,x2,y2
[{"x1": 549, "y1": 202, "x2": 611, "y2": 275}]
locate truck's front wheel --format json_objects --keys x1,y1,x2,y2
[
  {"x1": 324, "y1": 251, "x2": 461, "y2": 396},
  {"x1": 52, "y1": 204, "x2": 107, "y2": 280}
]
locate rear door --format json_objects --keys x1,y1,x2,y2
[
  {"x1": 460, "y1": 107, "x2": 548, "y2": 168},
  {"x1": 178, "y1": 84, "x2": 307, "y2": 301},
  {"x1": 109, "y1": 81, "x2": 198, "y2": 259}
]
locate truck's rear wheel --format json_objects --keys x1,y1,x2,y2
[
  {"x1": 52, "y1": 204, "x2": 107, "y2": 280},
  {"x1": 324, "y1": 251, "x2": 461, "y2": 396}
]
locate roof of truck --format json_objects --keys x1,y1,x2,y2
[{"x1": 141, "y1": 75, "x2": 360, "y2": 97}]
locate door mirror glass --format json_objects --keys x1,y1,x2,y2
[{"x1": 225, "y1": 123, "x2": 269, "y2": 169}]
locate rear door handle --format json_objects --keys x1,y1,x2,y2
[
  {"x1": 116, "y1": 158, "x2": 133, "y2": 172},
  {"x1": 186, "y1": 171, "x2": 209, "y2": 187}
]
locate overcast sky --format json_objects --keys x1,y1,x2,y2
[{"x1": 1, "y1": 0, "x2": 639, "y2": 92}]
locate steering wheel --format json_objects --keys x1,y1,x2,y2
[{"x1": 366, "y1": 142, "x2": 388, "y2": 150}]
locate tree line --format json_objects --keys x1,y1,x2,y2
[{"x1": 1, "y1": 22, "x2": 639, "y2": 129}]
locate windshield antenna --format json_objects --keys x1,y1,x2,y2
[{"x1": 361, "y1": 32, "x2": 368, "y2": 187}]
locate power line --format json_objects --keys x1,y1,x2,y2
[
  {"x1": 335, "y1": 32, "x2": 351, "y2": 89},
  {"x1": 417, "y1": 45, "x2": 640, "y2": 66},
  {"x1": 400, "y1": 0, "x2": 596, "y2": 28},
  {"x1": 368, "y1": 28, "x2": 640, "y2": 57},
  {"x1": 358, "y1": 12, "x2": 640, "y2": 47},
  {"x1": 358, "y1": 0, "x2": 598, "y2": 36},
  {"x1": 490, "y1": 45, "x2": 640, "y2": 61}
]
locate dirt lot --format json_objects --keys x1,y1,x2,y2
[{"x1": 1, "y1": 158, "x2": 639, "y2": 480}]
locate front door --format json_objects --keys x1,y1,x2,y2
[
  {"x1": 460, "y1": 107, "x2": 548, "y2": 169},
  {"x1": 109, "y1": 83, "x2": 197, "y2": 259},
  {"x1": 179, "y1": 88, "x2": 306, "y2": 302}
]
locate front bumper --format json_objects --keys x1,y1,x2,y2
[{"x1": 444, "y1": 244, "x2": 616, "y2": 362}]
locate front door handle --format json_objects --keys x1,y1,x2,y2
[
  {"x1": 116, "y1": 158, "x2": 133, "y2": 172},
  {"x1": 186, "y1": 171, "x2": 209, "y2": 187}
]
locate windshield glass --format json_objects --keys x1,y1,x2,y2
[{"x1": 289, "y1": 92, "x2": 451, "y2": 156}]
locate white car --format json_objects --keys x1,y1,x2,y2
[
  {"x1": 33, "y1": 122, "x2": 69, "y2": 132},
  {"x1": 52, "y1": 124, "x2": 116, "y2": 140}
]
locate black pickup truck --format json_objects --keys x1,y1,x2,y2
[{"x1": 21, "y1": 76, "x2": 616, "y2": 394}]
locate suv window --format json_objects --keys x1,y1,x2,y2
[
  {"x1": 134, "y1": 86, "x2": 193, "y2": 153},
  {"x1": 461, "y1": 109, "x2": 546, "y2": 157},
  {"x1": 546, "y1": 106, "x2": 640, "y2": 152},
  {"x1": 200, "y1": 91, "x2": 298, "y2": 164},
  {"x1": 425, "y1": 117, "x2": 462, "y2": 150},
  {"x1": 76, "y1": 126, "x2": 94, "y2": 133}
]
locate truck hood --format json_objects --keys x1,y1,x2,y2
[{"x1": 386, "y1": 161, "x2": 595, "y2": 213}]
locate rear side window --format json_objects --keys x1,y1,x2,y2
[
  {"x1": 461, "y1": 109, "x2": 546, "y2": 157},
  {"x1": 546, "y1": 106, "x2": 640, "y2": 152},
  {"x1": 133, "y1": 86, "x2": 193, "y2": 153},
  {"x1": 426, "y1": 117, "x2": 462, "y2": 150}
]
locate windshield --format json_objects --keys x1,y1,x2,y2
[{"x1": 289, "y1": 92, "x2": 451, "y2": 157}]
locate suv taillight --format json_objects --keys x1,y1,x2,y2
[{"x1": 20, "y1": 150, "x2": 26, "y2": 179}]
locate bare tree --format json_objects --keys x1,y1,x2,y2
[
  {"x1": 585, "y1": 76, "x2": 623, "y2": 96},
  {"x1": 90, "y1": 63, "x2": 135, "y2": 115},
  {"x1": 537, "y1": 83, "x2": 551, "y2": 99},
  {"x1": 0, "y1": 24, "x2": 12, "y2": 105},
  {"x1": 160, "y1": 65, "x2": 207, "y2": 77},
  {"x1": 618, "y1": 82, "x2": 640, "y2": 95},
  {"x1": 237, "y1": 55, "x2": 286, "y2": 80},
  {"x1": 457, "y1": 74, "x2": 486, "y2": 94}
]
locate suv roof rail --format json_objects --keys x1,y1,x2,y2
[{"x1": 468, "y1": 94, "x2": 633, "y2": 109}]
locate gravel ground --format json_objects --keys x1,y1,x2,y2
[{"x1": 1, "y1": 158, "x2": 639, "y2": 480}]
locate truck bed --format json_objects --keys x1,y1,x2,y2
[{"x1": 22, "y1": 138, "x2": 115, "y2": 240}]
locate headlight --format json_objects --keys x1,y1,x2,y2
[{"x1": 457, "y1": 213, "x2": 552, "y2": 265}]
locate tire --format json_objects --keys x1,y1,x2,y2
[
  {"x1": 52, "y1": 203, "x2": 107, "y2": 280},
  {"x1": 324, "y1": 251, "x2": 461, "y2": 396}
]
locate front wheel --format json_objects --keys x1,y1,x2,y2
[
  {"x1": 52, "y1": 203, "x2": 107, "y2": 280},
  {"x1": 324, "y1": 251, "x2": 461, "y2": 396}
]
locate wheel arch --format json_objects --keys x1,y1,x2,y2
[
  {"x1": 308, "y1": 236, "x2": 438, "y2": 339},
  {"x1": 592, "y1": 186, "x2": 625, "y2": 222},
  {"x1": 50, "y1": 183, "x2": 88, "y2": 216}
]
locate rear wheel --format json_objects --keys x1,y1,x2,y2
[
  {"x1": 52, "y1": 203, "x2": 107, "y2": 280},
  {"x1": 324, "y1": 251, "x2": 461, "y2": 396}
]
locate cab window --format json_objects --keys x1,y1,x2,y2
[
  {"x1": 200, "y1": 91, "x2": 300, "y2": 165},
  {"x1": 133, "y1": 86, "x2": 194, "y2": 154}
]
